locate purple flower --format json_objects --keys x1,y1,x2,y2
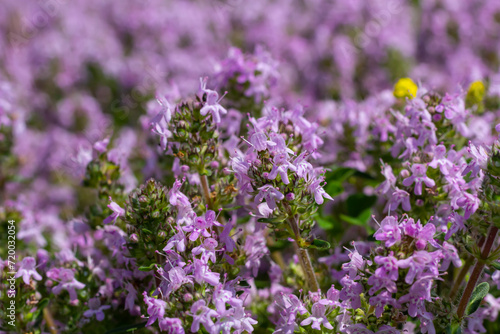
[
  {"x1": 212, "y1": 284, "x2": 243, "y2": 313},
  {"x1": 397, "y1": 251, "x2": 437, "y2": 284},
  {"x1": 192, "y1": 238, "x2": 218, "y2": 263},
  {"x1": 445, "y1": 212, "x2": 466, "y2": 240},
  {"x1": 215, "y1": 305, "x2": 257, "y2": 333},
  {"x1": 50, "y1": 268, "x2": 85, "y2": 302},
  {"x1": 307, "y1": 177, "x2": 333, "y2": 205},
  {"x1": 200, "y1": 78, "x2": 227, "y2": 124},
  {"x1": 398, "y1": 278, "x2": 433, "y2": 317},
  {"x1": 183, "y1": 210, "x2": 220, "y2": 242},
  {"x1": 420, "y1": 311, "x2": 436, "y2": 334},
  {"x1": 220, "y1": 220, "x2": 237, "y2": 254},
  {"x1": 243, "y1": 232, "x2": 269, "y2": 277},
  {"x1": 164, "y1": 266, "x2": 193, "y2": 297},
  {"x1": 374, "y1": 253, "x2": 399, "y2": 281},
  {"x1": 151, "y1": 122, "x2": 171, "y2": 151},
  {"x1": 83, "y1": 298, "x2": 111, "y2": 321},
  {"x1": 415, "y1": 224, "x2": 438, "y2": 250},
  {"x1": 377, "y1": 325, "x2": 401, "y2": 334},
  {"x1": 250, "y1": 132, "x2": 272, "y2": 151},
  {"x1": 345, "y1": 324, "x2": 374, "y2": 334},
  {"x1": 369, "y1": 291, "x2": 401, "y2": 317},
  {"x1": 374, "y1": 216, "x2": 401, "y2": 247},
  {"x1": 300, "y1": 303, "x2": 333, "y2": 330},
  {"x1": 93, "y1": 137, "x2": 110, "y2": 153},
  {"x1": 164, "y1": 229, "x2": 187, "y2": 253},
  {"x1": 387, "y1": 188, "x2": 411, "y2": 212},
  {"x1": 367, "y1": 274, "x2": 397, "y2": 295},
  {"x1": 255, "y1": 185, "x2": 284, "y2": 210},
  {"x1": 456, "y1": 192, "x2": 480, "y2": 219},
  {"x1": 274, "y1": 293, "x2": 307, "y2": 333},
  {"x1": 168, "y1": 179, "x2": 190, "y2": 207},
  {"x1": 159, "y1": 317, "x2": 185, "y2": 334},
  {"x1": 377, "y1": 163, "x2": 396, "y2": 195},
  {"x1": 124, "y1": 283, "x2": 137, "y2": 312},
  {"x1": 340, "y1": 276, "x2": 363, "y2": 309},
  {"x1": 189, "y1": 300, "x2": 219, "y2": 333},
  {"x1": 15, "y1": 257, "x2": 42, "y2": 285},
  {"x1": 462, "y1": 142, "x2": 488, "y2": 178},
  {"x1": 401, "y1": 219, "x2": 439, "y2": 249},
  {"x1": 439, "y1": 242, "x2": 462, "y2": 271},
  {"x1": 268, "y1": 153, "x2": 296, "y2": 185},
  {"x1": 402, "y1": 164, "x2": 435, "y2": 196},
  {"x1": 192, "y1": 259, "x2": 220, "y2": 286},
  {"x1": 428, "y1": 145, "x2": 453, "y2": 175},
  {"x1": 143, "y1": 292, "x2": 166, "y2": 327},
  {"x1": 103, "y1": 197, "x2": 125, "y2": 225},
  {"x1": 341, "y1": 250, "x2": 366, "y2": 278}
]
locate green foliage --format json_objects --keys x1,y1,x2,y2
[
  {"x1": 466, "y1": 282, "x2": 490, "y2": 316},
  {"x1": 80, "y1": 154, "x2": 125, "y2": 229},
  {"x1": 125, "y1": 179, "x2": 173, "y2": 268}
]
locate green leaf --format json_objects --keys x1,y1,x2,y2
[
  {"x1": 37, "y1": 298, "x2": 50, "y2": 309},
  {"x1": 325, "y1": 181, "x2": 344, "y2": 197},
  {"x1": 307, "y1": 239, "x2": 331, "y2": 250},
  {"x1": 199, "y1": 168, "x2": 212, "y2": 176},
  {"x1": 445, "y1": 323, "x2": 462, "y2": 334},
  {"x1": 326, "y1": 167, "x2": 356, "y2": 182},
  {"x1": 32, "y1": 298, "x2": 50, "y2": 327},
  {"x1": 142, "y1": 228, "x2": 153, "y2": 234},
  {"x1": 104, "y1": 321, "x2": 147, "y2": 334},
  {"x1": 340, "y1": 209, "x2": 374, "y2": 233},
  {"x1": 346, "y1": 194, "x2": 376, "y2": 217},
  {"x1": 490, "y1": 261, "x2": 500, "y2": 271},
  {"x1": 138, "y1": 263, "x2": 157, "y2": 271},
  {"x1": 257, "y1": 216, "x2": 286, "y2": 224},
  {"x1": 316, "y1": 216, "x2": 335, "y2": 230},
  {"x1": 223, "y1": 205, "x2": 242, "y2": 211},
  {"x1": 466, "y1": 282, "x2": 490, "y2": 316}
]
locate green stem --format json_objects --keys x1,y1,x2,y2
[
  {"x1": 288, "y1": 215, "x2": 320, "y2": 292},
  {"x1": 457, "y1": 226, "x2": 498, "y2": 318},
  {"x1": 450, "y1": 257, "x2": 473, "y2": 300},
  {"x1": 450, "y1": 236, "x2": 485, "y2": 300},
  {"x1": 200, "y1": 174, "x2": 214, "y2": 210},
  {"x1": 43, "y1": 308, "x2": 58, "y2": 334}
]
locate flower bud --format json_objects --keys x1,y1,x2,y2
[
  {"x1": 415, "y1": 239, "x2": 426, "y2": 250},
  {"x1": 130, "y1": 233, "x2": 139, "y2": 243},
  {"x1": 183, "y1": 293, "x2": 193, "y2": 302},
  {"x1": 400, "y1": 169, "x2": 410, "y2": 178},
  {"x1": 286, "y1": 193, "x2": 295, "y2": 201}
]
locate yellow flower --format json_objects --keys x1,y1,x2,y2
[
  {"x1": 466, "y1": 80, "x2": 485, "y2": 106},
  {"x1": 393, "y1": 78, "x2": 418, "y2": 99}
]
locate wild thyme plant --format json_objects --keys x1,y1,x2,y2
[{"x1": 4, "y1": 2, "x2": 500, "y2": 332}]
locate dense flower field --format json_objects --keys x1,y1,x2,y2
[{"x1": 2, "y1": 0, "x2": 500, "y2": 333}]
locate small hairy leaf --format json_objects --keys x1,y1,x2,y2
[{"x1": 466, "y1": 282, "x2": 490, "y2": 316}]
